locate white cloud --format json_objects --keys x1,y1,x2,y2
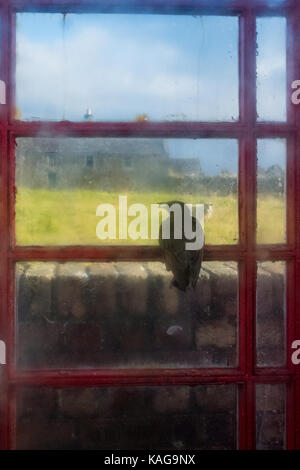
[
  {"x1": 17, "y1": 21, "x2": 238, "y2": 121},
  {"x1": 257, "y1": 55, "x2": 285, "y2": 77}
]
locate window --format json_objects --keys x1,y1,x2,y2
[
  {"x1": 47, "y1": 152, "x2": 56, "y2": 167},
  {"x1": 86, "y1": 156, "x2": 94, "y2": 168},
  {"x1": 47, "y1": 171, "x2": 57, "y2": 188},
  {"x1": 0, "y1": 0, "x2": 299, "y2": 450}
]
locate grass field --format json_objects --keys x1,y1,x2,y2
[{"x1": 15, "y1": 189, "x2": 284, "y2": 246}]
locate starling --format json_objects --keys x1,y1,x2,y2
[{"x1": 158, "y1": 201, "x2": 204, "y2": 292}]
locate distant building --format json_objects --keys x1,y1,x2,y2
[
  {"x1": 168, "y1": 158, "x2": 202, "y2": 178},
  {"x1": 17, "y1": 137, "x2": 202, "y2": 191}
]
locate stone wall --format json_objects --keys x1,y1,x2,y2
[
  {"x1": 15, "y1": 260, "x2": 286, "y2": 449},
  {"x1": 16, "y1": 384, "x2": 237, "y2": 450},
  {"x1": 16, "y1": 383, "x2": 286, "y2": 450},
  {"x1": 256, "y1": 383, "x2": 286, "y2": 450},
  {"x1": 256, "y1": 261, "x2": 286, "y2": 366},
  {"x1": 16, "y1": 261, "x2": 239, "y2": 369}
]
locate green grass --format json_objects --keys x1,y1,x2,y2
[
  {"x1": 15, "y1": 189, "x2": 284, "y2": 246},
  {"x1": 257, "y1": 195, "x2": 286, "y2": 244}
]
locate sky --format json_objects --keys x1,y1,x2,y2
[
  {"x1": 16, "y1": 13, "x2": 239, "y2": 122},
  {"x1": 15, "y1": 12, "x2": 287, "y2": 174}
]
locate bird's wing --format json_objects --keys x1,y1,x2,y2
[
  {"x1": 159, "y1": 213, "x2": 204, "y2": 291},
  {"x1": 164, "y1": 248, "x2": 190, "y2": 290},
  {"x1": 186, "y1": 216, "x2": 204, "y2": 289},
  {"x1": 187, "y1": 247, "x2": 203, "y2": 289}
]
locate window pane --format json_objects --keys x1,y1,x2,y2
[
  {"x1": 256, "y1": 261, "x2": 286, "y2": 367},
  {"x1": 16, "y1": 13, "x2": 238, "y2": 122},
  {"x1": 15, "y1": 137, "x2": 239, "y2": 246},
  {"x1": 257, "y1": 139, "x2": 286, "y2": 244},
  {"x1": 16, "y1": 261, "x2": 238, "y2": 369},
  {"x1": 16, "y1": 384, "x2": 238, "y2": 450},
  {"x1": 256, "y1": 17, "x2": 287, "y2": 122},
  {"x1": 256, "y1": 384, "x2": 286, "y2": 450}
]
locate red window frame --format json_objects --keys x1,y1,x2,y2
[{"x1": 0, "y1": 0, "x2": 299, "y2": 450}]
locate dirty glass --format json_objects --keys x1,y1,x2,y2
[
  {"x1": 15, "y1": 137, "x2": 238, "y2": 246},
  {"x1": 16, "y1": 261, "x2": 238, "y2": 369},
  {"x1": 16, "y1": 13, "x2": 238, "y2": 122},
  {"x1": 256, "y1": 384, "x2": 286, "y2": 450},
  {"x1": 256, "y1": 17, "x2": 287, "y2": 122},
  {"x1": 256, "y1": 261, "x2": 286, "y2": 367},
  {"x1": 16, "y1": 384, "x2": 238, "y2": 449},
  {"x1": 257, "y1": 139, "x2": 286, "y2": 244}
]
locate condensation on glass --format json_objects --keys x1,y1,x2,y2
[
  {"x1": 16, "y1": 261, "x2": 238, "y2": 369},
  {"x1": 256, "y1": 261, "x2": 286, "y2": 367},
  {"x1": 15, "y1": 137, "x2": 239, "y2": 246},
  {"x1": 256, "y1": 384, "x2": 286, "y2": 450},
  {"x1": 16, "y1": 384, "x2": 238, "y2": 450},
  {"x1": 257, "y1": 139, "x2": 286, "y2": 244},
  {"x1": 16, "y1": 13, "x2": 238, "y2": 122},
  {"x1": 256, "y1": 17, "x2": 287, "y2": 122}
]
